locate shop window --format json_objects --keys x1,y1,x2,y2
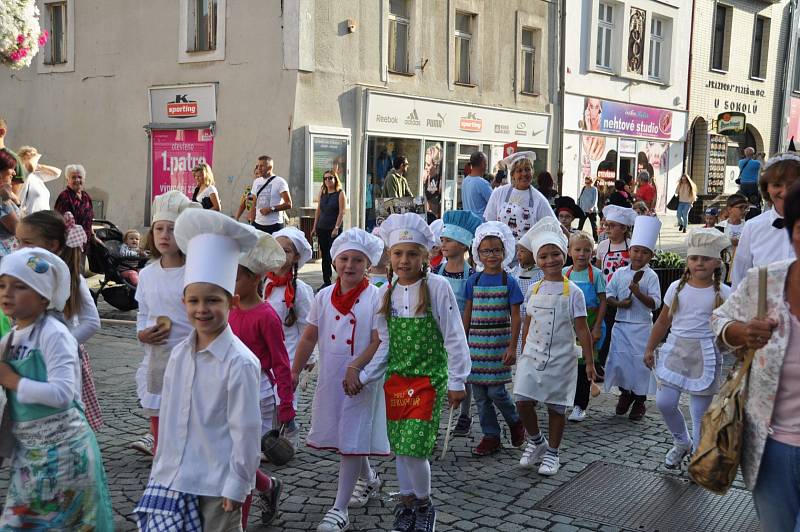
[
  {"x1": 627, "y1": 7, "x2": 645, "y2": 75},
  {"x1": 388, "y1": 0, "x2": 411, "y2": 74},
  {"x1": 520, "y1": 27, "x2": 537, "y2": 94},
  {"x1": 179, "y1": 0, "x2": 225, "y2": 63},
  {"x1": 794, "y1": 38, "x2": 800, "y2": 92},
  {"x1": 596, "y1": 1, "x2": 614, "y2": 70},
  {"x1": 711, "y1": 4, "x2": 731, "y2": 72},
  {"x1": 648, "y1": 17, "x2": 664, "y2": 81},
  {"x1": 750, "y1": 16, "x2": 769, "y2": 80},
  {"x1": 455, "y1": 11, "x2": 474, "y2": 85},
  {"x1": 43, "y1": 2, "x2": 67, "y2": 65}
]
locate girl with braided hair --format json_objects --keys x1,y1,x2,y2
[{"x1": 644, "y1": 228, "x2": 732, "y2": 469}]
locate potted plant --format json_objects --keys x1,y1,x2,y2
[
  {"x1": 649, "y1": 250, "x2": 686, "y2": 298},
  {"x1": 0, "y1": 1, "x2": 48, "y2": 70}
]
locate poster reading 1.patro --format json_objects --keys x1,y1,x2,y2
[{"x1": 151, "y1": 128, "x2": 214, "y2": 201}]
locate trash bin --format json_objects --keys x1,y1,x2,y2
[{"x1": 299, "y1": 216, "x2": 319, "y2": 261}]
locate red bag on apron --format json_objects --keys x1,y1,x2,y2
[{"x1": 384, "y1": 374, "x2": 436, "y2": 421}]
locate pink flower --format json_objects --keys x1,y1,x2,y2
[
  {"x1": 19, "y1": 48, "x2": 28, "y2": 58},
  {"x1": 38, "y1": 30, "x2": 49, "y2": 46},
  {"x1": 9, "y1": 51, "x2": 20, "y2": 62},
  {"x1": 17, "y1": 34, "x2": 25, "y2": 44}
]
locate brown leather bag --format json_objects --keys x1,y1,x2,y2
[{"x1": 688, "y1": 267, "x2": 767, "y2": 494}]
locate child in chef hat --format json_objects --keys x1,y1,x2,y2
[
  {"x1": 604, "y1": 215, "x2": 662, "y2": 422},
  {"x1": 135, "y1": 208, "x2": 261, "y2": 530},
  {"x1": 350, "y1": 212, "x2": 470, "y2": 532},
  {"x1": 0, "y1": 248, "x2": 114, "y2": 529},
  {"x1": 291, "y1": 227, "x2": 389, "y2": 532},
  {"x1": 515, "y1": 218, "x2": 597, "y2": 476},
  {"x1": 465, "y1": 221, "x2": 527, "y2": 457},
  {"x1": 428, "y1": 218, "x2": 444, "y2": 269},
  {"x1": 230, "y1": 230, "x2": 291, "y2": 527}
]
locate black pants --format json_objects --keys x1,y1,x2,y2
[
  {"x1": 578, "y1": 212, "x2": 598, "y2": 241},
  {"x1": 619, "y1": 388, "x2": 646, "y2": 402},
  {"x1": 253, "y1": 222, "x2": 284, "y2": 234},
  {"x1": 317, "y1": 228, "x2": 340, "y2": 285},
  {"x1": 739, "y1": 182, "x2": 761, "y2": 207},
  {"x1": 574, "y1": 361, "x2": 591, "y2": 410}
]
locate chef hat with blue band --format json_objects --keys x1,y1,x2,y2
[
  {"x1": 380, "y1": 213, "x2": 437, "y2": 251},
  {"x1": 331, "y1": 228, "x2": 385, "y2": 265},
  {"x1": 441, "y1": 210, "x2": 483, "y2": 247},
  {"x1": 472, "y1": 221, "x2": 516, "y2": 269},
  {"x1": 0, "y1": 248, "x2": 71, "y2": 311}
]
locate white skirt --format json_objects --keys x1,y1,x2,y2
[{"x1": 604, "y1": 322, "x2": 657, "y2": 396}]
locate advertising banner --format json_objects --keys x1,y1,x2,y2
[
  {"x1": 636, "y1": 140, "x2": 670, "y2": 215},
  {"x1": 787, "y1": 97, "x2": 800, "y2": 144},
  {"x1": 565, "y1": 94, "x2": 685, "y2": 142},
  {"x1": 151, "y1": 129, "x2": 214, "y2": 201}
]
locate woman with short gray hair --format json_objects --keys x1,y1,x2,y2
[{"x1": 54, "y1": 164, "x2": 94, "y2": 246}]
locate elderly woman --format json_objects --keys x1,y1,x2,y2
[
  {"x1": 710, "y1": 182, "x2": 800, "y2": 531},
  {"x1": 191, "y1": 163, "x2": 220, "y2": 211},
  {"x1": 17, "y1": 146, "x2": 61, "y2": 215},
  {"x1": 484, "y1": 151, "x2": 556, "y2": 240},
  {"x1": 0, "y1": 150, "x2": 21, "y2": 256},
  {"x1": 54, "y1": 164, "x2": 94, "y2": 245}
]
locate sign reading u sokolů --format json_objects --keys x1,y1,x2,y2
[{"x1": 717, "y1": 112, "x2": 746, "y2": 136}]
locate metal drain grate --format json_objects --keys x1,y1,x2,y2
[{"x1": 534, "y1": 462, "x2": 759, "y2": 532}]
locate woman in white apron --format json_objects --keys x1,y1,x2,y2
[
  {"x1": 515, "y1": 218, "x2": 597, "y2": 476},
  {"x1": 644, "y1": 229, "x2": 732, "y2": 469},
  {"x1": 483, "y1": 151, "x2": 555, "y2": 241}
]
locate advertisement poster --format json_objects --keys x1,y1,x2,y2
[
  {"x1": 151, "y1": 129, "x2": 214, "y2": 201},
  {"x1": 787, "y1": 97, "x2": 800, "y2": 145},
  {"x1": 565, "y1": 94, "x2": 683, "y2": 141},
  {"x1": 580, "y1": 135, "x2": 617, "y2": 207},
  {"x1": 637, "y1": 140, "x2": 670, "y2": 214},
  {"x1": 311, "y1": 136, "x2": 348, "y2": 200}
]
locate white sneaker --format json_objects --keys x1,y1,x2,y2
[
  {"x1": 519, "y1": 439, "x2": 549, "y2": 468},
  {"x1": 317, "y1": 508, "x2": 350, "y2": 531},
  {"x1": 568, "y1": 406, "x2": 587, "y2": 422},
  {"x1": 285, "y1": 424, "x2": 301, "y2": 449},
  {"x1": 130, "y1": 434, "x2": 154, "y2": 456},
  {"x1": 348, "y1": 473, "x2": 382, "y2": 508},
  {"x1": 665, "y1": 441, "x2": 692, "y2": 469},
  {"x1": 538, "y1": 452, "x2": 560, "y2": 476}
]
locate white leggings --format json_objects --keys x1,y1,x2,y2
[
  {"x1": 655, "y1": 385, "x2": 714, "y2": 451},
  {"x1": 260, "y1": 394, "x2": 276, "y2": 437},
  {"x1": 333, "y1": 456, "x2": 376, "y2": 512},
  {"x1": 395, "y1": 455, "x2": 431, "y2": 499}
]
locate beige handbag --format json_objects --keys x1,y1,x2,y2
[{"x1": 688, "y1": 267, "x2": 767, "y2": 494}]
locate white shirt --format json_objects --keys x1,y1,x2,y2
[
  {"x1": 151, "y1": 326, "x2": 261, "y2": 502},
  {"x1": 731, "y1": 208, "x2": 795, "y2": 288},
  {"x1": 483, "y1": 184, "x2": 555, "y2": 225},
  {"x1": 65, "y1": 276, "x2": 101, "y2": 345},
  {"x1": 20, "y1": 172, "x2": 52, "y2": 214},
  {"x1": 724, "y1": 221, "x2": 745, "y2": 243},
  {"x1": 526, "y1": 280, "x2": 588, "y2": 319},
  {"x1": 5, "y1": 316, "x2": 81, "y2": 409},
  {"x1": 264, "y1": 278, "x2": 313, "y2": 363},
  {"x1": 195, "y1": 184, "x2": 218, "y2": 205},
  {"x1": 606, "y1": 266, "x2": 661, "y2": 324},
  {"x1": 252, "y1": 174, "x2": 289, "y2": 226},
  {"x1": 664, "y1": 281, "x2": 732, "y2": 338},
  {"x1": 363, "y1": 275, "x2": 471, "y2": 391}
]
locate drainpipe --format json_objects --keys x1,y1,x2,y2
[
  {"x1": 778, "y1": 0, "x2": 798, "y2": 152},
  {"x1": 683, "y1": 0, "x2": 696, "y2": 175},
  {"x1": 555, "y1": 0, "x2": 566, "y2": 178}
]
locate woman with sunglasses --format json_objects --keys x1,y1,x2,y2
[{"x1": 312, "y1": 170, "x2": 347, "y2": 288}]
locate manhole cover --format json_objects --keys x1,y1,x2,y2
[{"x1": 534, "y1": 461, "x2": 759, "y2": 532}]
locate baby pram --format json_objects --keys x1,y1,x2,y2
[{"x1": 87, "y1": 219, "x2": 149, "y2": 312}]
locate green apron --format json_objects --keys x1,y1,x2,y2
[
  {"x1": 385, "y1": 312, "x2": 448, "y2": 458},
  {"x1": 0, "y1": 322, "x2": 114, "y2": 530}
]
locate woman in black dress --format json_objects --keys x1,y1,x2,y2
[{"x1": 311, "y1": 170, "x2": 347, "y2": 287}]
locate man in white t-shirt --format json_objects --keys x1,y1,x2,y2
[{"x1": 249, "y1": 155, "x2": 292, "y2": 234}]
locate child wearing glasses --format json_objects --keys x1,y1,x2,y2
[{"x1": 463, "y1": 221, "x2": 526, "y2": 457}]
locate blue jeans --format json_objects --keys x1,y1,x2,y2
[
  {"x1": 676, "y1": 202, "x2": 691, "y2": 228},
  {"x1": 752, "y1": 438, "x2": 800, "y2": 532},
  {"x1": 472, "y1": 384, "x2": 520, "y2": 438}
]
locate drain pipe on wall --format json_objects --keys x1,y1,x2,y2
[
  {"x1": 683, "y1": 0, "x2": 696, "y2": 176},
  {"x1": 778, "y1": 0, "x2": 798, "y2": 152}
]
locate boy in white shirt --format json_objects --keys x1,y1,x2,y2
[{"x1": 135, "y1": 209, "x2": 261, "y2": 531}]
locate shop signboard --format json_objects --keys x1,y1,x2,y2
[
  {"x1": 149, "y1": 83, "x2": 217, "y2": 125},
  {"x1": 151, "y1": 128, "x2": 214, "y2": 201},
  {"x1": 565, "y1": 94, "x2": 686, "y2": 142},
  {"x1": 717, "y1": 112, "x2": 746, "y2": 136}
]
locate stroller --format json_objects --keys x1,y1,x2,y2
[{"x1": 87, "y1": 219, "x2": 149, "y2": 312}]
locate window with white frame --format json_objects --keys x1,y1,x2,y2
[
  {"x1": 455, "y1": 11, "x2": 474, "y2": 84},
  {"x1": 188, "y1": 0, "x2": 217, "y2": 52},
  {"x1": 43, "y1": 1, "x2": 67, "y2": 65},
  {"x1": 648, "y1": 17, "x2": 664, "y2": 80},
  {"x1": 596, "y1": 2, "x2": 614, "y2": 70},
  {"x1": 750, "y1": 15, "x2": 770, "y2": 80},
  {"x1": 521, "y1": 27, "x2": 536, "y2": 94},
  {"x1": 388, "y1": 0, "x2": 410, "y2": 73}
]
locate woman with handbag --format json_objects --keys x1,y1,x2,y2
[
  {"x1": 312, "y1": 170, "x2": 347, "y2": 288},
  {"x1": 674, "y1": 174, "x2": 697, "y2": 233},
  {"x1": 710, "y1": 183, "x2": 800, "y2": 531},
  {"x1": 191, "y1": 163, "x2": 221, "y2": 211}
]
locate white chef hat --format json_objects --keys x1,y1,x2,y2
[
  {"x1": 152, "y1": 189, "x2": 201, "y2": 224},
  {"x1": 686, "y1": 228, "x2": 731, "y2": 259},
  {"x1": 273, "y1": 226, "x2": 313, "y2": 268},
  {"x1": 501, "y1": 150, "x2": 537, "y2": 173},
  {"x1": 472, "y1": 221, "x2": 517, "y2": 269},
  {"x1": 602, "y1": 205, "x2": 638, "y2": 227},
  {"x1": 175, "y1": 209, "x2": 259, "y2": 295},
  {"x1": 380, "y1": 213, "x2": 437, "y2": 251},
  {"x1": 331, "y1": 228, "x2": 385, "y2": 265},
  {"x1": 429, "y1": 219, "x2": 444, "y2": 245},
  {"x1": 0, "y1": 248, "x2": 70, "y2": 311},
  {"x1": 238, "y1": 231, "x2": 286, "y2": 276},
  {"x1": 519, "y1": 217, "x2": 568, "y2": 258},
  {"x1": 630, "y1": 215, "x2": 662, "y2": 252}
]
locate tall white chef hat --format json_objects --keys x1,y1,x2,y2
[
  {"x1": 331, "y1": 228, "x2": 385, "y2": 265},
  {"x1": 519, "y1": 217, "x2": 568, "y2": 258},
  {"x1": 152, "y1": 189, "x2": 201, "y2": 224},
  {"x1": 238, "y1": 231, "x2": 286, "y2": 276},
  {"x1": 472, "y1": 221, "x2": 517, "y2": 269},
  {"x1": 429, "y1": 219, "x2": 444, "y2": 245},
  {"x1": 175, "y1": 209, "x2": 258, "y2": 295},
  {"x1": 686, "y1": 228, "x2": 731, "y2": 259},
  {"x1": 630, "y1": 215, "x2": 662, "y2": 252},
  {"x1": 602, "y1": 205, "x2": 638, "y2": 227},
  {"x1": 380, "y1": 213, "x2": 437, "y2": 251},
  {"x1": 273, "y1": 226, "x2": 313, "y2": 268},
  {"x1": 0, "y1": 248, "x2": 71, "y2": 311}
]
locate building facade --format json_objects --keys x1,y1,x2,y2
[{"x1": 560, "y1": 0, "x2": 691, "y2": 213}]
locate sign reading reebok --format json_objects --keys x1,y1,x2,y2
[{"x1": 149, "y1": 83, "x2": 217, "y2": 125}]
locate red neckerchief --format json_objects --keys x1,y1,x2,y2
[
  {"x1": 331, "y1": 277, "x2": 370, "y2": 316},
  {"x1": 430, "y1": 254, "x2": 444, "y2": 269},
  {"x1": 265, "y1": 271, "x2": 295, "y2": 310}
]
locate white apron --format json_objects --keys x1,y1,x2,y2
[
  {"x1": 496, "y1": 186, "x2": 537, "y2": 241},
  {"x1": 655, "y1": 335, "x2": 720, "y2": 396},
  {"x1": 306, "y1": 287, "x2": 390, "y2": 456},
  {"x1": 604, "y1": 321, "x2": 657, "y2": 396},
  {"x1": 514, "y1": 279, "x2": 579, "y2": 406}
]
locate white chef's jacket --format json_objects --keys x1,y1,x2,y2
[
  {"x1": 605, "y1": 266, "x2": 661, "y2": 323},
  {"x1": 151, "y1": 326, "x2": 261, "y2": 503},
  {"x1": 66, "y1": 276, "x2": 101, "y2": 345},
  {"x1": 362, "y1": 275, "x2": 471, "y2": 391},
  {"x1": 264, "y1": 277, "x2": 314, "y2": 363},
  {"x1": 731, "y1": 208, "x2": 796, "y2": 288}
]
